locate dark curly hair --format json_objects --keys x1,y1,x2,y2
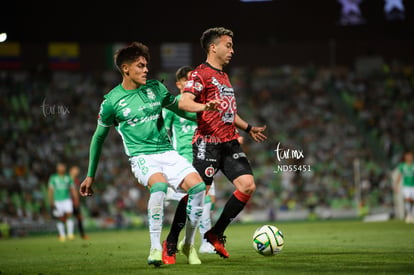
[{"x1": 114, "y1": 42, "x2": 150, "y2": 74}]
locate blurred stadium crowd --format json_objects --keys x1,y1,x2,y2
[{"x1": 0, "y1": 60, "x2": 412, "y2": 236}]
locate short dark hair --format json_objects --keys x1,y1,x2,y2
[
  {"x1": 200, "y1": 27, "x2": 234, "y2": 53},
  {"x1": 175, "y1": 66, "x2": 193, "y2": 81},
  {"x1": 114, "y1": 42, "x2": 150, "y2": 73}
]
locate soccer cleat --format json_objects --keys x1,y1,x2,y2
[
  {"x1": 177, "y1": 239, "x2": 185, "y2": 254},
  {"x1": 405, "y1": 215, "x2": 414, "y2": 224},
  {"x1": 81, "y1": 234, "x2": 90, "y2": 240},
  {"x1": 199, "y1": 241, "x2": 215, "y2": 254},
  {"x1": 147, "y1": 248, "x2": 163, "y2": 267},
  {"x1": 204, "y1": 230, "x2": 229, "y2": 258},
  {"x1": 68, "y1": 234, "x2": 75, "y2": 241},
  {"x1": 162, "y1": 240, "x2": 177, "y2": 265},
  {"x1": 58, "y1": 236, "x2": 66, "y2": 242},
  {"x1": 181, "y1": 244, "x2": 201, "y2": 265}
]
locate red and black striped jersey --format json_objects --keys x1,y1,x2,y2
[{"x1": 183, "y1": 62, "x2": 240, "y2": 144}]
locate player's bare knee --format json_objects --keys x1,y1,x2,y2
[
  {"x1": 243, "y1": 182, "x2": 256, "y2": 194},
  {"x1": 233, "y1": 175, "x2": 256, "y2": 194},
  {"x1": 237, "y1": 180, "x2": 256, "y2": 194},
  {"x1": 181, "y1": 172, "x2": 204, "y2": 191}
]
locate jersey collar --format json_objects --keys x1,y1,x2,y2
[{"x1": 204, "y1": 62, "x2": 224, "y2": 74}]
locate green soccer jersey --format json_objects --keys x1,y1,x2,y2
[
  {"x1": 398, "y1": 162, "x2": 414, "y2": 187},
  {"x1": 48, "y1": 174, "x2": 74, "y2": 201},
  {"x1": 98, "y1": 79, "x2": 177, "y2": 156},
  {"x1": 163, "y1": 94, "x2": 197, "y2": 163}
]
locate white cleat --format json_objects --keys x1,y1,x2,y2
[
  {"x1": 199, "y1": 241, "x2": 215, "y2": 254},
  {"x1": 406, "y1": 215, "x2": 414, "y2": 224}
]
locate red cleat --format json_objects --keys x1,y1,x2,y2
[
  {"x1": 204, "y1": 230, "x2": 230, "y2": 258},
  {"x1": 162, "y1": 240, "x2": 177, "y2": 264}
]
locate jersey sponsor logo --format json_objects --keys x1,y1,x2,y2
[
  {"x1": 211, "y1": 77, "x2": 236, "y2": 123},
  {"x1": 146, "y1": 89, "x2": 156, "y2": 100},
  {"x1": 127, "y1": 114, "x2": 160, "y2": 127},
  {"x1": 179, "y1": 118, "x2": 197, "y2": 133},
  {"x1": 194, "y1": 82, "x2": 203, "y2": 91},
  {"x1": 119, "y1": 99, "x2": 127, "y2": 107},
  {"x1": 148, "y1": 102, "x2": 161, "y2": 108},
  {"x1": 212, "y1": 77, "x2": 234, "y2": 96},
  {"x1": 123, "y1": 108, "x2": 131, "y2": 117},
  {"x1": 196, "y1": 138, "x2": 206, "y2": 160},
  {"x1": 205, "y1": 166, "x2": 215, "y2": 178},
  {"x1": 184, "y1": 80, "x2": 204, "y2": 92},
  {"x1": 127, "y1": 118, "x2": 139, "y2": 127},
  {"x1": 140, "y1": 114, "x2": 160, "y2": 123}
]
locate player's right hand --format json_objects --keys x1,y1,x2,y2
[
  {"x1": 80, "y1": 177, "x2": 94, "y2": 197},
  {"x1": 204, "y1": 99, "x2": 222, "y2": 111}
]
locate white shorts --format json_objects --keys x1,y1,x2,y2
[
  {"x1": 165, "y1": 181, "x2": 216, "y2": 201},
  {"x1": 53, "y1": 199, "x2": 73, "y2": 217},
  {"x1": 130, "y1": 150, "x2": 198, "y2": 192},
  {"x1": 402, "y1": 186, "x2": 414, "y2": 200},
  {"x1": 165, "y1": 187, "x2": 187, "y2": 201}
]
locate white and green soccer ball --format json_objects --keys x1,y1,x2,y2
[{"x1": 252, "y1": 224, "x2": 285, "y2": 256}]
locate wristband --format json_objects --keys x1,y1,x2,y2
[{"x1": 245, "y1": 124, "x2": 252, "y2": 133}]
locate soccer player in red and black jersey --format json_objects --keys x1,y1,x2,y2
[{"x1": 162, "y1": 27, "x2": 266, "y2": 262}]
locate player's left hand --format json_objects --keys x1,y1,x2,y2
[
  {"x1": 248, "y1": 125, "x2": 267, "y2": 142},
  {"x1": 237, "y1": 136, "x2": 244, "y2": 145},
  {"x1": 80, "y1": 177, "x2": 94, "y2": 197},
  {"x1": 50, "y1": 204, "x2": 57, "y2": 219}
]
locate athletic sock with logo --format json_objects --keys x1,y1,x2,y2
[
  {"x1": 184, "y1": 182, "x2": 206, "y2": 245},
  {"x1": 199, "y1": 195, "x2": 212, "y2": 237},
  {"x1": 148, "y1": 182, "x2": 168, "y2": 250}
]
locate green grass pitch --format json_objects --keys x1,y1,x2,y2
[{"x1": 1, "y1": 220, "x2": 413, "y2": 274}]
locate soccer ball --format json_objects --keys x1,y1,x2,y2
[{"x1": 252, "y1": 224, "x2": 285, "y2": 256}]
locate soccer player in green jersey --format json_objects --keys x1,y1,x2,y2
[
  {"x1": 394, "y1": 151, "x2": 414, "y2": 223},
  {"x1": 162, "y1": 66, "x2": 216, "y2": 263},
  {"x1": 79, "y1": 42, "x2": 220, "y2": 266},
  {"x1": 48, "y1": 162, "x2": 79, "y2": 242}
]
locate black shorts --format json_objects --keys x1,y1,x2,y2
[{"x1": 192, "y1": 138, "x2": 253, "y2": 185}]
